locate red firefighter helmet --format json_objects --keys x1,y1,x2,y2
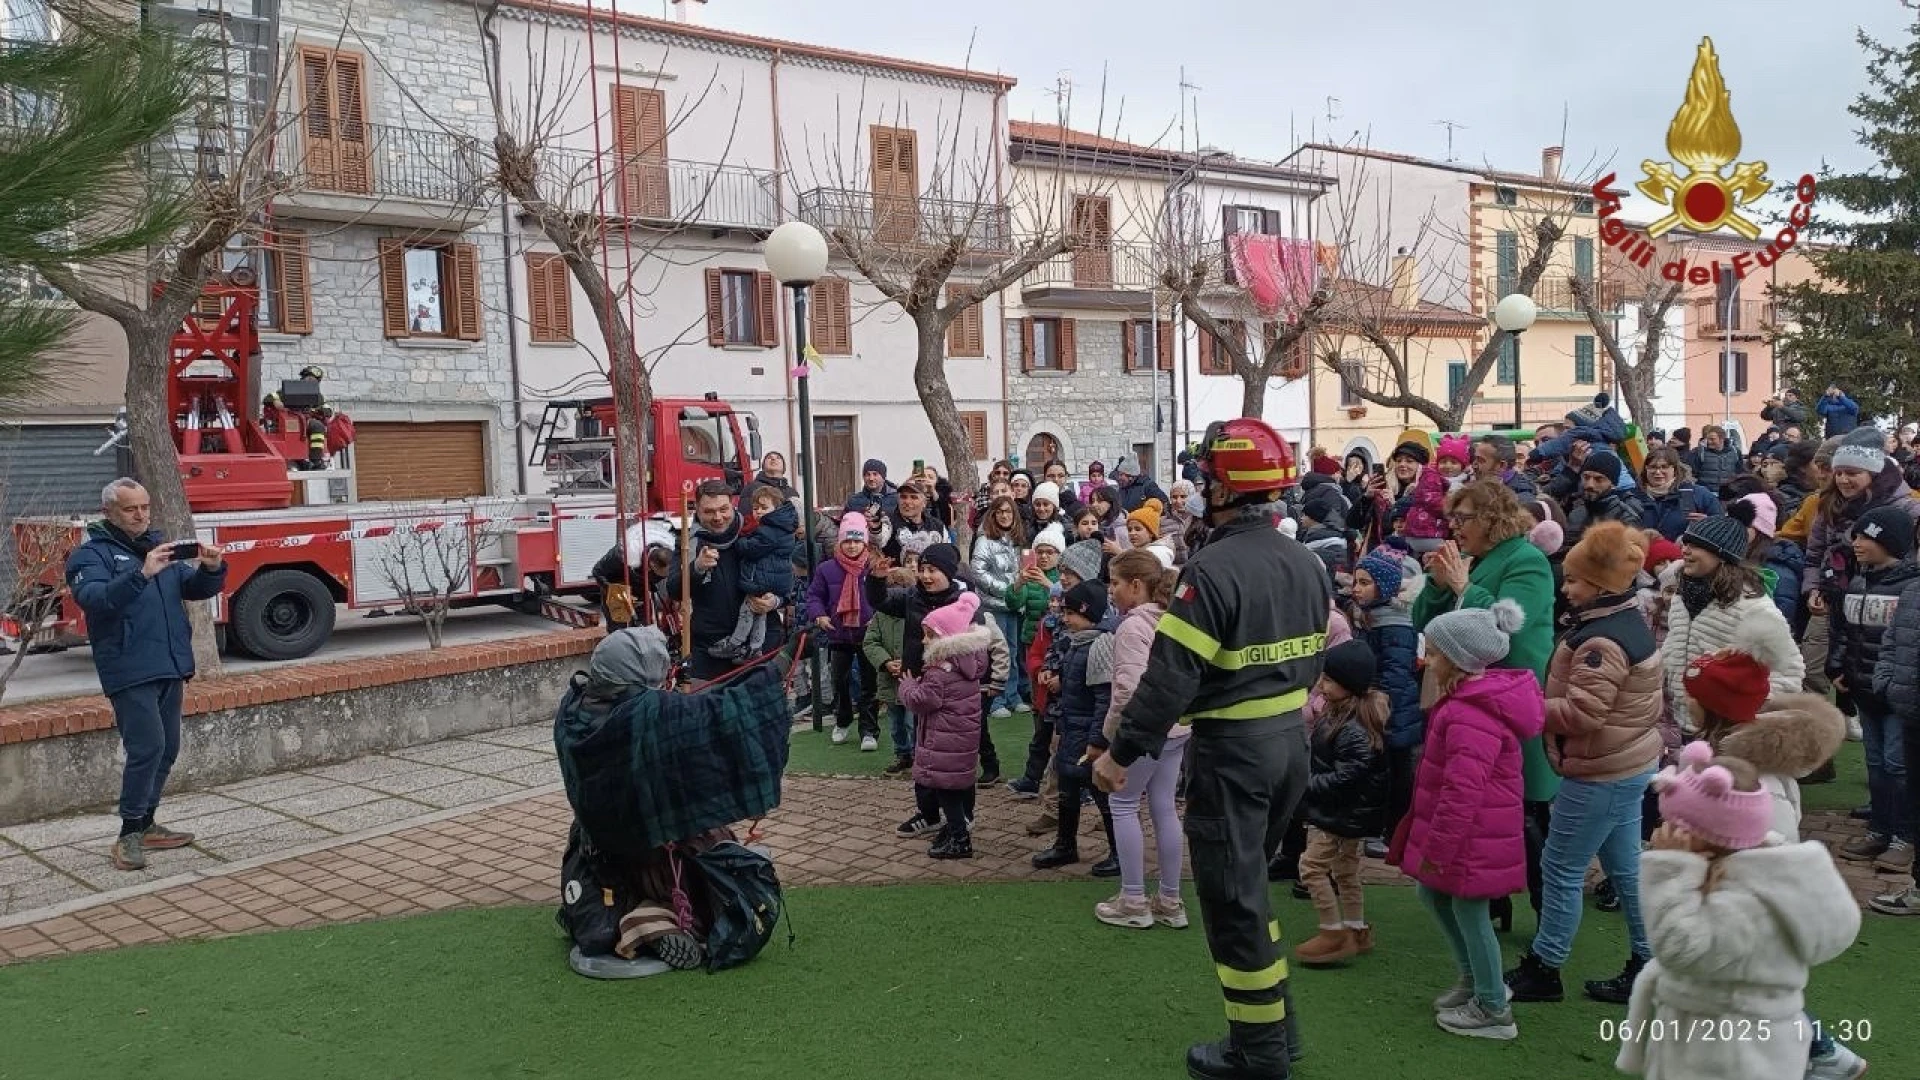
[{"x1": 1198, "y1": 418, "x2": 1299, "y2": 494}]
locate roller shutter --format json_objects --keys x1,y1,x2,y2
[
  {"x1": 352, "y1": 421, "x2": 487, "y2": 501},
  {"x1": 0, "y1": 422, "x2": 122, "y2": 593}
]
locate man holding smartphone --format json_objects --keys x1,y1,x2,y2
[{"x1": 65, "y1": 478, "x2": 227, "y2": 871}]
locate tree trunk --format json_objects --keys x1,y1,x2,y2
[
  {"x1": 1239, "y1": 374, "x2": 1266, "y2": 420},
  {"x1": 1616, "y1": 360, "x2": 1658, "y2": 432},
  {"x1": 912, "y1": 315, "x2": 982, "y2": 497},
  {"x1": 123, "y1": 316, "x2": 222, "y2": 677},
  {"x1": 570, "y1": 257, "x2": 648, "y2": 515}
]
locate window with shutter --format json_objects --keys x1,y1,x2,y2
[
  {"x1": 451, "y1": 244, "x2": 483, "y2": 341},
  {"x1": 945, "y1": 286, "x2": 985, "y2": 357},
  {"x1": 1028, "y1": 317, "x2": 1062, "y2": 371},
  {"x1": 1719, "y1": 350, "x2": 1749, "y2": 394},
  {"x1": 297, "y1": 46, "x2": 370, "y2": 195},
  {"x1": 612, "y1": 85, "x2": 670, "y2": 218},
  {"x1": 270, "y1": 230, "x2": 312, "y2": 334},
  {"x1": 1448, "y1": 361, "x2": 1468, "y2": 403},
  {"x1": 1071, "y1": 194, "x2": 1113, "y2": 287},
  {"x1": 1574, "y1": 334, "x2": 1596, "y2": 385},
  {"x1": 959, "y1": 410, "x2": 989, "y2": 459},
  {"x1": 811, "y1": 276, "x2": 851, "y2": 355},
  {"x1": 377, "y1": 238, "x2": 480, "y2": 340},
  {"x1": 1338, "y1": 359, "x2": 1364, "y2": 407},
  {"x1": 527, "y1": 253, "x2": 572, "y2": 343},
  {"x1": 1220, "y1": 206, "x2": 1265, "y2": 285},
  {"x1": 1574, "y1": 236, "x2": 1595, "y2": 284},
  {"x1": 1124, "y1": 319, "x2": 1160, "y2": 372},
  {"x1": 377, "y1": 238, "x2": 410, "y2": 338},
  {"x1": 704, "y1": 268, "x2": 726, "y2": 346},
  {"x1": 1059, "y1": 318, "x2": 1077, "y2": 373},
  {"x1": 1199, "y1": 324, "x2": 1235, "y2": 376},
  {"x1": 1496, "y1": 231, "x2": 1518, "y2": 295},
  {"x1": 1018, "y1": 317, "x2": 1035, "y2": 372},
  {"x1": 754, "y1": 271, "x2": 778, "y2": 348},
  {"x1": 1496, "y1": 334, "x2": 1517, "y2": 385},
  {"x1": 709, "y1": 268, "x2": 768, "y2": 346},
  {"x1": 870, "y1": 125, "x2": 920, "y2": 244},
  {"x1": 1157, "y1": 320, "x2": 1174, "y2": 371}
]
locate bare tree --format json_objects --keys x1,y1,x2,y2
[
  {"x1": 374, "y1": 510, "x2": 502, "y2": 649},
  {"x1": 0, "y1": 508, "x2": 77, "y2": 703},
  {"x1": 1571, "y1": 236, "x2": 1691, "y2": 427}
]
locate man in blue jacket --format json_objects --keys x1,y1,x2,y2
[
  {"x1": 65, "y1": 478, "x2": 227, "y2": 871},
  {"x1": 1818, "y1": 384, "x2": 1862, "y2": 437}
]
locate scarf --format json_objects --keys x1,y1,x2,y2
[
  {"x1": 105, "y1": 522, "x2": 157, "y2": 557},
  {"x1": 1679, "y1": 573, "x2": 1715, "y2": 618},
  {"x1": 832, "y1": 551, "x2": 865, "y2": 628}
]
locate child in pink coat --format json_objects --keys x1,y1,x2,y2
[
  {"x1": 898, "y1": 591, "x2": 991, "y2": 860},
  {"x1": 1389, "y1": 598, "x2": 1544, "y2": 1042}
]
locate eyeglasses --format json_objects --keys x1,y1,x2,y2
[{"x1": 1446, "y1": 512, "x2": 1481, "y2": 526}]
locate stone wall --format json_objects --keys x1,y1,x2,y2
[{"x1": 1005, "y1": 315, "x2": 1163, "y2": 474}]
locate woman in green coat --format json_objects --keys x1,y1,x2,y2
[{"x1": 1411, "y1": 478, "x2": 1559, "y2": 924}]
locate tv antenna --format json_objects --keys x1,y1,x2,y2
[
  {"x1": 1325, "y1": 96, "x2": 1341, "y2": 125},
  {"x1": 1434, "y1": 119, "x2": 1468, "y2": 162}
]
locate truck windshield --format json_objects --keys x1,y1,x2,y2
[{"x1": 678, "y1": 410, "x2": 733, "y2": 467}]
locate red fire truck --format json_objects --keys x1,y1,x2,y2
[{"x1": 8, "y1": 274, "x2": 760, "y2": 661}]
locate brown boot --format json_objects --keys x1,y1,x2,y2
[
  {"x1": 1352, "y1": 925, "x2": 1375, "y2": 954},
  {"x1": 1026, "y1": 812, "x2": 1058, "y2": 837},
  {"x1": 1294, "y1": 928, "x2": 1357, "y2": 966}
]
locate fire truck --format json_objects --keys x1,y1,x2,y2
[{"x1": 9, "y1": 273, "x2": 760, "y2": 661}]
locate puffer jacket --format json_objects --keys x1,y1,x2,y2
[
  {"x1": 1827, "y1": 557, "x2": 1920, "y2": 701},
  {"x1": 969, "y1": 532, "x2": 1020, "y2": 613},
  {"x1": 900, "y1": 625, "x2": 991, "y2": 790},
  {"x1": 1873, "y1": 577, "x2": 1920, "y2": 729},
  {"x1": 1003, "y1": 566, "x2": 1055, "y2": 647},
  {"x1": 1803, "y1": 460, "x2": 1920, "y2": 597},
  {"x1": 732, "y1": 501, "x2": 798, "y2": 596},
  {"x1": 64, "y1": 522, "x2": 227, "y2": 695},
  {"x1": 1762, "y1": 539, "x2": 1805, "y2": 625},
  {"x1": 1565, "y1": 488, "x2": 1645, "y2": 549},
  {"x1": 1350, "y1": 591, "x2": 1423, "y2": 749},
  {"x1": 1304, "y1": 708, "x2": 1388, "y2": 838},
  {"x1": 1638, "y1": 482, "x2": 1721, "y2": 542},
  {"x1": 1543, "y1": 595, "x2": 1664, "y2": 782},
  {"x1": 1098, "y1": 602, "x2": 1188, "y2": 749},
  {"x1": 1664, "y1": 588, "x2": 1804, "y2": 733},
  {"x1": 1389, "y1": 667, "x2": 1545, "y2": 900},
  {"x1": 1054, "y1": 614, "x2": 1118, "y2": 781},
  {"x1": 860, "y1": 605, "x2": 906, "y2": 705},
  {"x1": 1686, "y1": 443, "x2": 1743, "y2": 491},
  {"x1": 1300, "y1": 524, "x2": 1350, "y2": 582},
  {"x1": 801, "y1": 556, "x2": 871, "y2": 646},
  {"x1": 1404, "y1": 465, "x2": 1448, "y2": 541}
]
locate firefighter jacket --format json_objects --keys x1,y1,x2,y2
[{"x1": 1109, "y1": 509, "x2": 1331, "y2": 767}]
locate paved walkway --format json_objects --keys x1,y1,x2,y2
[{"x1": 0, "y1": 723, "x2": 1906, "y2": 965}]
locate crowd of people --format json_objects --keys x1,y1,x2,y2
[{"x1": 587, "y1": 389, "x2": 1916, "y2": 1078}]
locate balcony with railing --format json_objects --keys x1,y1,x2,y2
[
  {"x1": 1020, "y1": 240, "x2": 1157, "y2": 309},
  {"x1": 273, "y1": 122, "x2": 490, "y2": 230},
  {"x1": 795, "y1": 188, "x2": 1012, "y2": 258},
  {"x1": 532, "y1": 149, "x2": 779, "y2": 232},
  {"x1": 1699, "y1": 298, "x2": 1774, "y2": 339},
  {"x1": 1482, "y1": 275, "x2": 1624, "y2": 317}
]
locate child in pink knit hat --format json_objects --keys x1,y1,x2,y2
[{"x1": 1617, "y1": 741, "x2": 1861, "y2": 1080}]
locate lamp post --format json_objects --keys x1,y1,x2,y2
[
  {"x1": 763, "y1": 220, "x2": 830, "y2": 729},
  {"x1": 1720, "y1": 288, "x2": 1738, "y2": 426},
  {"x1": 1493, "y1": 293, "x2": 1538, "y2": 431}
]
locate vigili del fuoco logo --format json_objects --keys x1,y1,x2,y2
[{"x1": 1593, "y1": 36, "x2": 1816, "y2": 285}]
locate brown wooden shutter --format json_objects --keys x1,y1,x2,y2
[
  {"x1": 1157, "y1": 319, "x2": 1174, "y2": 371},
  {"x1": 1017, "y1": 318, "x2": 1033, "y2": 373},
  {"x1": 945, "y1": 286, "x2": 983, "y2": 357},
  {"x1": 1059, "y1": 318, "x2": 1077, "y2": 373},
  {"x1": 1071, "y1": 195, "x2": 1113, "y2": 286},
  {"x1": 1263, "y1": 209, "x2": 1282, "y2": 234},
  {"x1": 870, "y1": 125, "x2": 919, "y2": 244},
  {"x1": 1121, "y1": 319, "x2": 1136, "y2": 370},
  {"x1": 299, "y1": 47, "x2": 370, "y2": 194},
  {"x1": 612, "y1": 85, "x2": 670, "y2": 218},
  {"x1": 1197, "y1": 326, "x2": 1215, "y2": 373},
  {"x1": 377, "y1": 238, "x2": 409, "y2": 338},
  {"x1": 332, "y1": 52, "x2": 370, "y2": 194},
  {"x1": 298, "y1": 47, "x2": 336, "y2": 187},
  {"x1": 1281, "y1": 333, "x2": 1310, "y2": 378},
  {"x1": 704, "y1": 268, "x2": 726, "y2": 345},
  {"x1": 527, "y1": 253, "x2": 572, "y2": 343},
  {"x1": 960, "y1": 411, "x2": 989, "y2": 459},
  {"x1": 812, "y1": 277, "x2": 851, "y2": 355},
  {"x1": 271, "y1": 229, "x2": 312, "y2": 334},
  {"x1": 450, "y1": 243, "x2": 483, "y2": 341},
  {"x1": 754, "y1": 270, "x2": 778, "y2": 348}
]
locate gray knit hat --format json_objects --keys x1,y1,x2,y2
[
  {"x1": 1423, "y1": 598, "x2": 1524, "y2": 674},
  {"x1": 1831, "y1": 425, "x2": 1888, "y2": 475},
  {"x1": 1682, "y1": 512, "x2": 1749, "y2": 564},
  {"x1": 591, "y1": 626, "x2": 671, "y2": 686},
  {"x1": 1062, "y1": 539, "x2": 1104, "y2": 584}
]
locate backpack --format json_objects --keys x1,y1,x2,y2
[
  {"x1": 556, "y1": 822, "x2": 631, "y2": 956},
  {"x1": 690, "y1": 841, "x2": 786, "y2": 972}
]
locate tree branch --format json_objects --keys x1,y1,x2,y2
[{"x1": 37, "y1": 263, "x2": 141, "y2": 325}]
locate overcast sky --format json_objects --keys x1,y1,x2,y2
[{"x1": 663, "y1": 0, "x2": 1913, "y2": 221}]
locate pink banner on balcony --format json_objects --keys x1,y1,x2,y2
[{"x1": 1230, "y1": 235, "x2": 1320, "y2": 319}]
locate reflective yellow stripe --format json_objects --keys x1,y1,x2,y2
[
  {"x1": 1213, "y1": 632, "x2": 1326, "y2": 671},
  {"x1": 1267, "y1": 920, "x2": 1281, "y2": 943},
  {"x1": 1157, "y1": 612, "x2": 1222, "y2": 661},
  {"x1": 1223, "y1": 466, "x2": 1295, "y2": 482},
  {"x1": 1217, "y1": 957, "x2": 1289, "y2": 991},
  {"x1": 1186, "y1": 688, "x2": 1309, "y2": 721},
  {"x1": 1225, "y1": 999, "x2": 1288, "y2": 1024}
]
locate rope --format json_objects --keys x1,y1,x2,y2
[{"x1": 677, "y1": 628, "x2": 811, "y2": 694}]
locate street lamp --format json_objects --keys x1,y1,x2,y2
[
  {"x1": 1720, "y1": 288, "x2": 1738, "y2": 426},
  {"x1": 1493, "y1": 293, "x2": 1538, "y2": 431},
  {"x1": 763, "y1": 220, "x2": 830, "y2": 729}
]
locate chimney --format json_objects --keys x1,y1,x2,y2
[
  {"x1": 1390, "y1": 247, "x2": 1419, "y2": 310},
  {"x1": 670, "y1": 0, "x2": 706, "y2": 24},
  {"x1": 1542, "y1": 145, "x2": 1563, "y2": 183}
]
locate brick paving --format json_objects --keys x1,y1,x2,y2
[{"x1": 0, "y1": 724, "x2": 1906, "y2": 965}]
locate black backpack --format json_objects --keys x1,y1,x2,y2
[
  {"x1": 556, "y1": 822, "x2": 631, "y2": 956},
  {"x1": 690, "y1": 842, "x2": 786, "y2": 972}
]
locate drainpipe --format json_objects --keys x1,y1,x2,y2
[
  {"x1": 770, "y1": 47, "x2": 798, "y2": 470},
  {"x1": 490, "y1": 24, "x2": 530, "y2": 495},
  {"x1": 994, "y1": 86, "x2": 1010, "y2": 466}
]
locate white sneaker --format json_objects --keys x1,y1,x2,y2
[
  {"x1": 1433, "y1": 975, "x2": 1475, "y2": 1011},
  {"x1": 829, "y1": 725, "x2": 850, "y2": 745},
  {"x1": 1806, "y1": 1043, "x2": 1870, "y2": 1080},
  {"x1": 859, "y1": 735, "x2": 878, "y2": 752},
  {"x1": 1095, "y1": 893, "x2": 1154, "y2": 929},
  {"x1": 1869, "y1": 886, "x2": 1920, "y2": 917},
  {"x1": 1847, "y1": 715, "x2": 1864, "y2": 742},
  {"x1": 989, "y1": 706, "x2": 1013, "y2": 719},
  {"x1": 1150, "y1": 895, "x2": 1189, "y2": 929},
  {"x1": 1436, "y1": 998, "x2": 1517, "y2": 1041}
]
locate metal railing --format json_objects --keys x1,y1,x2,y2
[
  {"x1": 1484, "y1": 275, "x2": 1624, "y2": 314},
  {"x1": 1701, "y1": 298, "x2": 1773, "y2": 336},
  {"x1": 1022, "y1": 240, "x2": 1157, "y2": 292},
  {"x1": 534, "y1": 149, "x2": 778, "y2": 231},
  {"x1": 796, "y1": 187, "x2": 1012, "y2": 253},
  {"x1": 275, "y1": 121, "x2": 486, "y2": 204}
]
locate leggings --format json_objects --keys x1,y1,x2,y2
[
  {"x1": 1417, "y1": 885, "x2": 1509, "y2": 1012},
  {"x1": 1109, "y1": 736, "x2": 1189, "y2": 898}
]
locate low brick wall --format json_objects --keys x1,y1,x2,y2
[{"x1": 0, "y1": 630, "x2": 599, "y2": 826}]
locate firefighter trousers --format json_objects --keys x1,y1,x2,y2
[{"x1": 1183, "y1": 715, "x2": 1310, "y2": 1074}]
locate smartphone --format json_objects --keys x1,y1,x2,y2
[
  {"x1": 1370, "y1": 464, "x2": 1387, "y2": 478},
  {"x1": 1021, "y1": 551, "x2": 1038, "y2": 573},
  {"x1": 169, "y1": 541, "x2": 201, "y2": 561},
  {"x1": 912, "y1": 458, "x2": 925, "y2": 473}
]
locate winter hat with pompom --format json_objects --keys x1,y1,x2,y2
[
  {"x1": 1436, "y1": 434, "x2": 1471, "y2": 468},
  {"x1": 1031, "y1": 523, "x2": 1066, "y2": 553},
  {"x1": 1423, "y1": 597, "x2": 1525, "y2": 674},
  {"x1": 1527, "y1": 518, "x2": 1565, "y2": 557},
  {"x1": 1654, "y1": 741, "x2": 1775, "y2": 852},
  {"x1": 921, "y1": 590, "x2": 981, "y2": 639},
  {"x1": 1735, "y1": 493, "x2": 1777, "y2": 539},
  {"x1": 1355, "y1": 548, "x2": 1406, "y2": 606}
]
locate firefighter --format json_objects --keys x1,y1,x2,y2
[
  {"x1": 297, "y1": 365, "x2": 329, "y2": 412},
  {"x1": 303, "y1": 406, "x2": 331, "y2": 470},
  {"x1": 1093, "y1": 417, "x2": 1328, "y2": 1080}
]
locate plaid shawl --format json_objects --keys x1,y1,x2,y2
[{"x1": 556, "y1": 665, "x2": 790, "y2": 859}]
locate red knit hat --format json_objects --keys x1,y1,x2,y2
[
  {"x1": 1643, "y1": 536, "x2": 1684, "y2": 575},
  {"x1": 1683, "y1": 650, "x2": 1770, "y2": 724}
]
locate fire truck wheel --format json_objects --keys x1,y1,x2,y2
[{"x1": 230, "y1": 569, "x2": 337, "y2": 661}]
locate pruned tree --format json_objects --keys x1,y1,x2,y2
[
  {"x1": 1571, "y1": 234, "x2": 1691, "y2": 427},
  {"x1": 375, "y1": 510, "x2": 500, "y2": 649},
  {"x1": 0, "y1": 505, "x2": 77, "y2": 703}
]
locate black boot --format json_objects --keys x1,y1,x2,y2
[
  {"x1": 1593, "y1": 877, "x2": 1620, "y2": 912},
  {"x1": 1503, "y1": 950, "x2": 1564, "y2": 1003},
  {"x1": 1489, "y1": 894, "x2": 1514, "y2": 933},
  {"x1": 1583, "y1": 954, "x2": 1647, "y2": 1004},
  {"x1": 1185, "y1": 1015, "x2": 1295, "y2": 1080},
  {"x1": 928, "y1": 834, "x2": 974, "y2": 860},
  {"x1": 1032, "y1": 793, "x2": 1081, "y2": 869},
  {"x1": 1090, "y1": 854, "x2": 1120, "y2": 877},
  {"x1": 1266, "y1": 854, "x2": 1299, "y2": 882}
]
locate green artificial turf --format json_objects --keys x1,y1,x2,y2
[
  {"x1": 785, "y1": 707, "x2": 1035, "y2": 777},
  {"x1": 2, "y1": 881, "x2": 1910, "y2": 1080},
  {"x1": 1800, "y1": 739, "x2": 1868, "y2": 816}
]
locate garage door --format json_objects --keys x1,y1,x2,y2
[
  {"x1": 352, "y1": 421, "x2": 487, "y2": 501},
  {"x1": 0, "y1": 422, "x2": 122, "y2": 593}
]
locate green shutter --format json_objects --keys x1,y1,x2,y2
[
  {"x1": 1496, "y1": 231, "x2": 1518, "y2": 294},
  {"x1": 1575, "y1": 335, "x2": 1596, "y2": 384},
  {"x1": 1574, "y1": 237, "x2": 1594, "y2": 283},
  {"x1": 1448, "y1": 361, "x2": 1467, "y2": 402},
  {"x1": 1497, "y1": 335, "x2": 1517, "y2": 385}
]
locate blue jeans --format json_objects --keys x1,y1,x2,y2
[
  {"x1": 990, "y1": 610, "x2": 1027, "y2": 710},
  {"x1": 1858, "y1": 702, "x2": 1911, "y2": 841},
  {"x1": 110, "y1": 678, "x2": 185, "y2": 822},
  {"x1": 888, "y1": 703, "x2": 915, "y2": 759},
  {"x1": 1533, "y1": 770, "x2": 1654, "y2": 968}
]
